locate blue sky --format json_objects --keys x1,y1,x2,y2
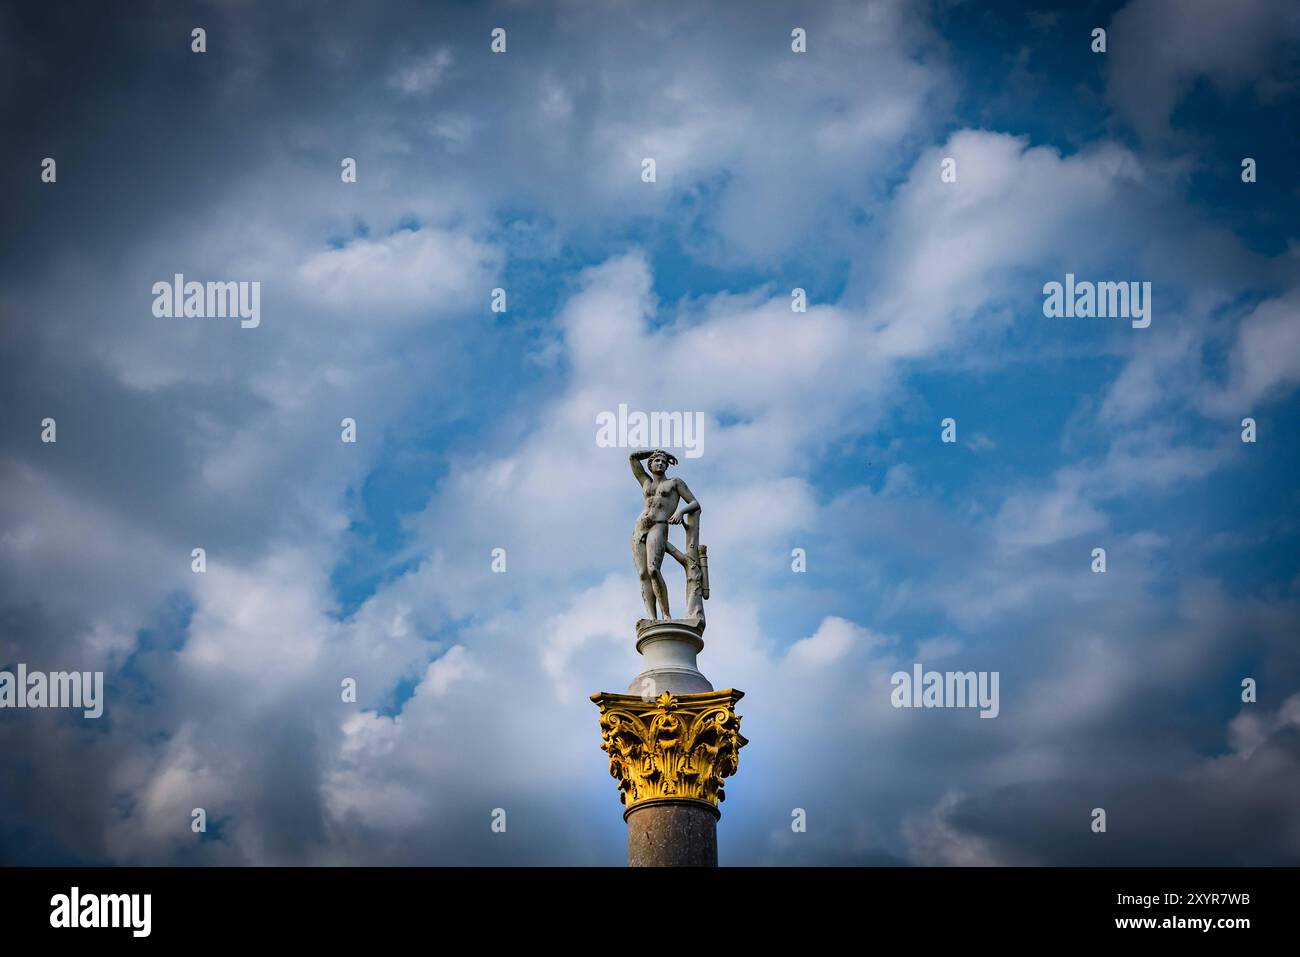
[{"x1": 1, "y1": 0, "x2": 1299, "y2": 865}]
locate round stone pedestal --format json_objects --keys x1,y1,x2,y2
[
  {"x1": 629, "y1": 619, "x2": 712, "y2": 695},
  {"x1": 626, "y1": 799, "x2": 719, "y2": 867}
]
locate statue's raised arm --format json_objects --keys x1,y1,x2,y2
[{"x1": 629, "y1": 449, "x2": 654, "y2": 487}]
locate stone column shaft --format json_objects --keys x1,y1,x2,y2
[{"x1": 626, "y1": 800, "x2": 719, "y2": 867}]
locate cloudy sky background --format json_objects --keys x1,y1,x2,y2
[{"x1": 1, "y1": 0, "x2": 1298, "y2": 865}]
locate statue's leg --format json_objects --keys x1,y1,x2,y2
[
  {"x1": 647, "y1": 523, "x2": 670, "y2": 619},
  {"x1": 632, "y1": 526, "x2": 656, "y2": 618}
]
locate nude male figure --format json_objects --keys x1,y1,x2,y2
[{"x1": 629, "y1": 449, "x2": 700, "y2": 620}]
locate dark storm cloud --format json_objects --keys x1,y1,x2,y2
[{"x1": 932, "y1": 721, "x2": 1300, "y2": 866}]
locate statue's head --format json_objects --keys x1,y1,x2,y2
[{"x1": 648, "y1": 449, "x2": 678, "y2": 474}]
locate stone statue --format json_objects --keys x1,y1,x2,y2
[{"x1": 629, "y1": 449, "x2": 708, "y2": 627}]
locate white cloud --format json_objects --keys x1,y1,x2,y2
[
  {"x1": 786, "y1": 617, "x2": 890, "y2": 666},
  {"x1": 389, "y1": 47, "x2": 453, "y2": 94},
  {"x1": 296, "y1": 228, "x2": 500, "y2": 316},
  {"x1": 1204, "y1": 287, "x2": 1300, "y2": 414}
]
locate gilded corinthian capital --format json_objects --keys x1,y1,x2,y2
[{"x1": 590, "y1": 689, "x2": 747, "y2": 815}]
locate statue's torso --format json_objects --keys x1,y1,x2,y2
[{"x1": 640, "y1": 478, "x2": 679, "y2": 524}]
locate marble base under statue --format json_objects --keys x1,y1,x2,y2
[{"x1": 629, "y1": 618, "x2": 711, "y2": 696}]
